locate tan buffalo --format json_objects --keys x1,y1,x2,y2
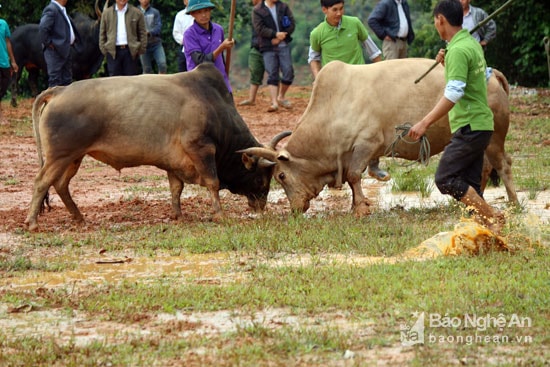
[{"x1": 244, "y1": 58, "x2": 517, "y2": 215}]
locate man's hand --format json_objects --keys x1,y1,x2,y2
[
  {"x1": 435, "y1": 48, "x2": 446, "y2": 65},
  {"x1": 407, "y1": 121, "x2": 429, "y2": 141},
  {"x1": 221, "y1": 38, "x2": 235, "y2": 51}
]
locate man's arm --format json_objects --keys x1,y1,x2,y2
[
  {"x1": 307, "y1": 44, "x2": 322, "y2": 80},
  {"x1": 150, "y1": 9, "x2": 162, "y2": 38},
  {"x1": 363, "y1": 35, "x2": 382, "y2": 61},
  {"x1": 6, "y1": 38, "x2": 18, "y2": 73},
  {"x1": 39, "y1": 6, "x2": 55, "y2": 47},
  {"x1": 367, "y1": 2, "x2": 388, "y2": 41},
  {"x1": 137, "y1": 12, "x2": 148, "y2": 54},
  {"x1": 408, "y1": 79, "x2": 464, "y2": 140},
  {"x1": 172, "y1": 14, "x2": 183, "y2": 44},
  {"x1": 480, "y1": 18, "x2": 496, "y2": 45}
]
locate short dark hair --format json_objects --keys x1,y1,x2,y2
[
  {"x1": 320, "y1": 0, "x2": 344, "y2": 8},
  {"x1": 433, "y1": 0, "x2": 463, "y2": 27}
]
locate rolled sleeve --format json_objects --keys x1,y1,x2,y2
[
  {"x1": 444, "y1": 80, "x2": 466, "y2": 104},
  {"x1": 363, "y1": 36, "x2": 382, "y2": 61},
  {"x1": 307, "y1": 46, "x2": 321, "y2": 64}
]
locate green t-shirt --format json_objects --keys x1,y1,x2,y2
[
  {"x1": 445, "y1": 29, "x2": 493, "y2": 133},
  {"x1": 310, "y1": 15, "x2": 368, "y2": 66}
]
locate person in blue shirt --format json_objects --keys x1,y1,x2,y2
[{"x1": 0, "y1": 9, "x2": 18, "y2": 125}]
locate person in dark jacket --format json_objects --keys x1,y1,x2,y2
[
  {"x1": 39, "y1": 0, "x2": 80, "y2": 87},
  {"x1": 138, "y1": 0, "x2": 167, "y2": 73},
  {"x1": 252, "y1": 0, "x2": 295, "y2": 112},
  {"x1": 367, "y1": 0, "x2": 415, "y2": 60}
]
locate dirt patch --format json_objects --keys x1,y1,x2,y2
[
  {"x1": 1, "y1": 86, "x2": 549, "y2": 232},
  {"x1": 0, "y1": 88, "x2": 310, "y2": 232}
]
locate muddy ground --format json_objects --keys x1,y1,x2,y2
[
  {"x1": 0, "y1": 84, "x2": 548, "y2": 365},
  {"x1": 1, "y1": 85, "x2": 548, "y2": 233},
  {"x1": 0, "y1": 87, "x2": 312, "y2": 232}
]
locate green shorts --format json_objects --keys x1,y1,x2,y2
[{"x1": 248, "y1": 47, "x2": 265, "y2": 86}]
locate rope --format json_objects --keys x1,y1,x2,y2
[{"x1": 384, "y1": 123, "x2": 431, "y2": 167}]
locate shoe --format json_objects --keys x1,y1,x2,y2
[
  {"x1": 238, "y1": 100, "x2": 255, "y2": 106},
  {"x1": 368, "y1": 167, "x2": 391, "y2": 181},
  {"x1": 267, "y1": 105, "x2": 278, "y2": 112},
  {"x1": 277, "y1": 99, "x2": 291, "y2": 108}
]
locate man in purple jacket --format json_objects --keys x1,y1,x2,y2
[{"x1": 184, "y1": 0, "x2": 234, "y2": 93}]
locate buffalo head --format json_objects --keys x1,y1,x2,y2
[{"x1": 239, "y1": 131, "x2": 326, "y2": 214}]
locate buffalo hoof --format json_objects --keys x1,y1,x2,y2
[
  {"x1": 353, "y1": 202, "x2": 372, "y2": 217},
  {"x1": 212, "y1": 212, "x2": 225, "y2": 223},
  {"x1": 10, "y1": 99, "x2": 17, "y2": 108},
  {"x1": 368, "y1": 167, "x2": 391, "y2": 182},
  {"x1": 170, "y1": 213, "x2": 183, "y2": 221},
  {"x1": 25, "y1": 219, "x2": 39, "y2": 232}
]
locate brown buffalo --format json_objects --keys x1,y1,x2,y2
[
  {"x1": 25, "y1": 63, "x2": 281, "y2": 231},
  {"x1": 243, "y1": 58, "x2": 517, "y2": 215}
]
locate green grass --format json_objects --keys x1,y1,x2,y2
[
  {"x1": 0, "y1": 93, "x2": 548, "y2": 366},
  {"x1": 389, "y1": 162, "x2": 437, "y2": 198}
]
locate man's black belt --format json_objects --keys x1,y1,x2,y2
[
  {"x1": 396, "y1": 37, "x2": 407, "y2": 41},
  {"x1": 116, "y1": 44, "x2": 128, "y2": 49}
]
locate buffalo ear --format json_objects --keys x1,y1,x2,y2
[
  {"x1": 241, "y1": 152, "x2": 257, "y2": 170},
  {"x1": 277, "y1": 151, "x2": 290, "y2": 161}
]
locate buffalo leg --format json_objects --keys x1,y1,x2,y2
[
  {"x1": 28, "y1": 68, "x2": 41, "y2": 97},
  {"x1": 25, "y1": 175, "x2": 52, "y2": 231},
  {"x1": 184, "y1": 146, "x2": 223, "y2": 219},
  {"x1": 25, "y1": 158, "x2": 81, "y2": 230},
  {"x1": 485, "y1": 151, "x2": 519, "y2": 205},
  {"x1": 52, "y1": 159, "x2": 84, "y2": 223},
  {"x1": 167, "y1": 171, "x2": 184, "y2": 219},
  {"x1": 347, "y1": 147, "x2": 373, "y2": 217},
  {"x1": 10, "y1": 72, "x2": 20, "y2": 107}
]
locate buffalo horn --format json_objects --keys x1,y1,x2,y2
[
  {"x1": 237, "y1": 147, "x2": 277, "y2": 162},
  {"x1": 268, "y1": 131, "x2": 292, "y2": 149}
]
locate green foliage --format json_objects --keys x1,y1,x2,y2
[{"x1": 2, "y1": 0, "x2": 548, "y2": 86}]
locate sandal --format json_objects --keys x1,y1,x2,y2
[
  {"x1": 238, "y1": 100, "x2": 255, "y2": 106},
  {"x1": 267, "y1": 105, "x2": 278, "y2": 112},
  {"x1": 277, "y1": 99, "x2": 291, "y2": 108}
]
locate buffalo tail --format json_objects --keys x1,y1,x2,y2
[{"x1": 32, "y1": 87, "x2": 62, "y2": 213}]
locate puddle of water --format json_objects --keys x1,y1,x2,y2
[
  {"x1": 0, "y1": 253, "x2": 234, "y2": 290},
  {"x1": 267, "y1": 177, "x2": 550, "y2": 224}
]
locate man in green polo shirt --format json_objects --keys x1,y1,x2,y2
[
  {"x1": 408, "y1": 0, "x2": 504, "y2": 233},
  {"x1": 309, "y1": 0, "x2": 388, "y2": 181}
]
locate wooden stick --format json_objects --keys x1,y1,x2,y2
[
  {"x1": 225, "y1": 0, "x2": 237, "y2": 75},
  {"x1": 414, "y1": 0, "x2": 517, "y2": 84}
]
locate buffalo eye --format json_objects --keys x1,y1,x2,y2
[{"x1": 278, "y1": 172, "x2": 286, "y2": 181}]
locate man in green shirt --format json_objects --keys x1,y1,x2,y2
[
  {"x1": 408, "y1": 0, "x2": 504, "y2": 233},
  {"x1": 309, "y1": 0, "x2": 388, "y2": 181}
]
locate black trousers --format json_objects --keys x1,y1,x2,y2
[
  {"x1": 435, "y1": 125, "x2": 493, "y2": 201},
  {"x1": 107, "y1": 47, "x2": 138, "y2": 76}
]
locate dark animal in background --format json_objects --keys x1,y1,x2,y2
[{"x1": 10, "y1": 2, "x2": 104, "y2": 107}]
